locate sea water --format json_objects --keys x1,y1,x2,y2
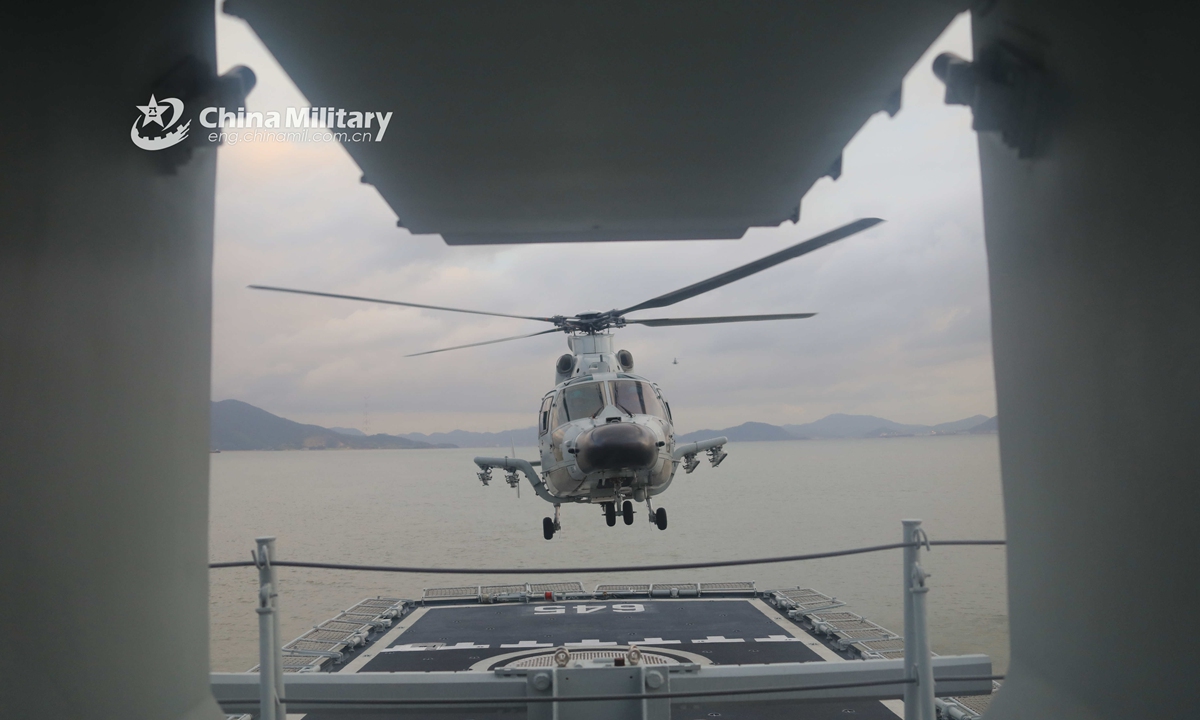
[{"x1": 210, "y1": 435, "x2": 1007, "y2": 672}]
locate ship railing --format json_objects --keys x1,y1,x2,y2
[
  {"x1": 417, "y1": 580, "x2": 758, "y2": 605},
  {"x1": 211, "y1": 521, "x2": 1004, "y2": 720},
  {"x1": 423, "y1": 582, "x2": 590, "y2": 604}
]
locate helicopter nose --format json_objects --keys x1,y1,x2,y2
[{"x1": 575, "y1": 423, "x2": 659, "y2": 473}]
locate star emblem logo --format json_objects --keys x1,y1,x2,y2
[
  {"x1": 137, "y1": 95, "x2": 170, "y2": 127},
  {"x1": 130, "y1": 95, "x2": 190, "y2": 151}
]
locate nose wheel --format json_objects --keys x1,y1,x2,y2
[
  {"x1": 604, "y1": 502, "x2": 616, "y2": 527},
  {"x1": 622, "y1": 500, "x2": 634, "y2": 525}
]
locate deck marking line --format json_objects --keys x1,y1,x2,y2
[
  {"x1": 634, "y1": 637, "x2": 681, "y2": 645},
  {"x1": 747, "y1": 598, "x2": 904, "y2": 719},
  {"x1": 692, "y1": 635, "x2": 745, "y2": 643},
  {"x1": 338, "y1": 606, "x2": 428, "y2": 673},
  {"x1": 747, "y1": 598, "x2": 845, "y2": 662},
  {"x1": 500, "y1": 640, "x2": 553, "y2": 648},
  {"x1": 566, "y1": 639, "x2": 617, "y2": 646},
  {"x1": 381, "y1": 643, "x2": 442, "y2": 653},
  {"x1": 755, "y1": 634, "x2": 803, "y2": 642}
]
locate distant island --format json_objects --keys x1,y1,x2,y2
[
  {"x1": 678, "y1": 413, "x2": 997, "y2": 443},
  {"x1": 967, "y1": 415, "x2": 998, "y2": 434},
  {"x1": 210, "y1": 400, "x2": 456, "y2": 451},
  {"x1": 212, "y1": 400, "x2": 997, "y2": 451},
  {"x1": 399, "y1": 427, "x2": 539, "y2": 448}
]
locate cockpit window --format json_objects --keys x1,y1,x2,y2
[
  {"x1": 609, "y1": 380, "x2": 667, "y2": 419},
  {"x1": 560, "y1": 382, "x2": 606, "y2": 423}
]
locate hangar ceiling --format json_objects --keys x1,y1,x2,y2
[{"x1": 226, "y1": 1, "x2": 966, "y2": 244}]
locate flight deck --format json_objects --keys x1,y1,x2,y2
[{"x1": 235, "y1": 583, "x2": 995, "y2": 719}]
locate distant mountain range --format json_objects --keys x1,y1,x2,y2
[
  {"x1": 398, "y1": 427, "x2": 539, "y2": 448},
  {"x1": 329, "y1": 426, "x2": 365, "y2": 436},
  {"x1": 677, "y1": 413, "x2": 996, "y2": 443},
  {"x1": 676, "y1": 421, "x2": 796, "y2": 443},
  {"x1": 968, "y1": 416, "x2": 998, "y2": 434},
  {"x1": 210, "y1": 400, "x2": 452, "y2": 451},
  {"x1": 212, "y1": 400, "x2": 997, "y2": 450},
  {"x1": 785, "y1": 413, "x2": 991, "y2": 439}
]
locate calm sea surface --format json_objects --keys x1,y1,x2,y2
[{"x1": 210, "y1": 435, "x2": 1008, "y2": 673}]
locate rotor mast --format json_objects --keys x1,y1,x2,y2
[{"x1": 566, "y1": 332, "x2": 620, "y2": 376}]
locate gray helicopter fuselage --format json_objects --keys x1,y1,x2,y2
[
  {"x1": 476, "y1": 331, "x2": 726, "y2": 535},
  {"x1": 538, "y1": 370, "x2": 676, "y2": 502},
  {"x1": 536, "y1": 333, "x2": 677, "y2": 502}
]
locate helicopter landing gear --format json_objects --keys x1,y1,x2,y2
[
  {"x1": 622, "y1": 500, "x2": 634, "y2": 525},
  {"x1": 544, "y1": 505, "x2": 562, "y2": 540},
  {"x1": 604, "y1": 502, "x2": 616, "y2": 527},
  {"x1": 646, "y1": 498, "x2": 668, "y2": 531}
]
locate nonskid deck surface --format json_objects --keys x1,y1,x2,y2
[
  {"x1": 356, "y1": 598, "x2": 830, "y2": 672},
  {"x1": 250, "y1": 583, "x2": 992, "y2": 719}
]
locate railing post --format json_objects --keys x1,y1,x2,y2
[
  {"x1": 902, "y1": 520, "x2": 917, "y2": 720},
  {"x1": 902, "y1": 519, "x2": 934, "y2": 720},
  {"x1": 255, "y1": 537, "x2": 285, "y2": 720},
  {"x1": 910, "y1": 555, "x2": 935, "y2": 720}
]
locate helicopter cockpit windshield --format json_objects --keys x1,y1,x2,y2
[
  {"x1": 609, "y1": 379, "x2": 667, "y2": 420},
  {"x1": 558, "y1": 382, "x2": 606, "y2": 425}
]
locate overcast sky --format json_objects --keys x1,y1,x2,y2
[{"x1": 212, "y1": 12, "x2": 993, "y2": 435}]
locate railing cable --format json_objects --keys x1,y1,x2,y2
[{"x1": 208, "y1": 539, "x2": 1003, "y2": 575}]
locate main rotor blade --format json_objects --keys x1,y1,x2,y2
[
  {"x1": 626, "y1": 312, "x2": 816, "y2": 327},
  {"x1": 405, "y1": 328, "x2": 561, "y2": 357},
  {"x1": 616, "y1": 217, "x2": 883, "y2": 315},
  {"x1": 249, "y1": 285, "x2": 557, "y2": 323}
]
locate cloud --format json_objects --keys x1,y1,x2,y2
[{"x1": 212, "y1": 13, "x2": 994, "y2": 433}]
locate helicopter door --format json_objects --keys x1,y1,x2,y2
[{"x1": 538, "y1": 396, "x2": 553, "y2": 435}]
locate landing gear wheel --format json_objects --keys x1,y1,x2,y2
[
  {"x1": 622, "y1": 500, "x2": 634, "y2": 525},
  {"x1": 543, "y1": 517, "x2": 556, "y2": 540},
  {"x1": 654, "y1": 507, "x2": 667, "y2": 530},
  {"x1": 605, "y1": 502, "x2": 616, "y2": 527}
]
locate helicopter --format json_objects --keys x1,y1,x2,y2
[{"x1": 251, "y1": 217, "x2": 882, "y2": 539}]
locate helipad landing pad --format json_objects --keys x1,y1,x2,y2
[{"x1": 330, "y1": 598, "x2": 902, "y2": 719}]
